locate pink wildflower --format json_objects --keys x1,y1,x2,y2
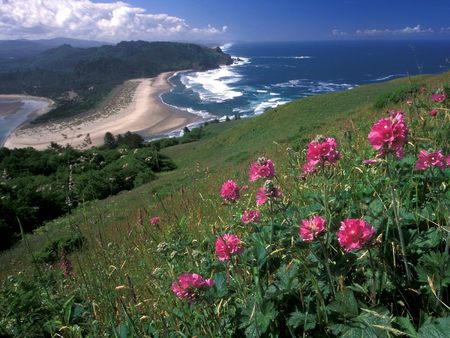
[
  {"x1": 249, "y1": 157, "x2": 275, "y2": 182},
  {"x1": 256, "y1": 180, "x2": 282, "y2": 206},
  {"x1": 60, "y1": 250, "x2": 73, "y2": 276},
  {"x1": 363, "y1": 158, "x2": 381, "y2": 165},
  {"x1": 215, "y1": 234, "x2": 244, "y2": 261},
  {"x1": 447, "y1": 155, "x2": 450, "y2": 166},
  {"x1": 415, "y1": 150, "x2": 446, "y2": 171},
  {"x1": 299, "y1": 215, "x2": 326, "y2": 242},
  {"x1": 171, "y1": 273, "x2": 214, "y2": 301},
  {"x1": 302, "y1": 161, "x2": 317, "y2": 175},
  {"x1": 306, "y1": 136, "x2": 341, "y2": 164},
  {"x1": 241, "y1": 209, "x2": 261, "y2": 224},
  {"x1": 220, "y1": 180, "x2": 240, "y2": 202},
  {"x1": 150, "y1": 216, "x2": 160, "y2": 226},
  {"x1": 368, "y1": 111, "x2": 408, "y2": 159},
  {"x1": 337, "y1": 219, "x2": 376, "y2": 252},
  {"x1": 430, "y1": 109, "x2": 438, "y2": 117},
  {"x1": 303, "y1": 136, "x2": 341, "y2": 174},
  {"x1": 430, "y1": 93, "x2": 446, "y2": 103}
]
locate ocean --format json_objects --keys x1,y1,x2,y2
[{"x1": 162, "y1": 40, "x2": 450, "y2": 120}]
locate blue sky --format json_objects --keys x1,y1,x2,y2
[{"x1": 1, "y1": 0, "x2": 449, "y2": 42}]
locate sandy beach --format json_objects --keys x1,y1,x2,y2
[{"x1": 3, "y1": 72, "x2": 202, "y2": 150}]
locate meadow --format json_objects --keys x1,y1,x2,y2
[{"x1": 0, "y1": 71, "x2": 449, "y2": 337}]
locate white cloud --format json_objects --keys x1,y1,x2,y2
[
  {"x1": 0, "y1": 0, "x2": 228, "y2": 41},
  {"x1": 332, "y1": 25, "x2": 434, "y2": 37}
]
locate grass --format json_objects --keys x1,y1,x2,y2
[
  {"x1": 1, "y1": 71, "x2": 448, "y2": 281},
  {"x1": 0, "y1": 71, "x2": 449, "y2": 336}
]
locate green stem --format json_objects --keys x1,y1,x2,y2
[
  {"x1": 386, "y1": 160, "x2": 412, "y2": 282},
  {"x1": 368, "y1": 248, "x2": 378, "y2": 305},
  {"x1": 318, "y1": 236, "x2": 336, "y2": 297}
]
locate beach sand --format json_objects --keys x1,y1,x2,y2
[{"x1": 3, "y1": 72, "x2": 201, "y2": 150}]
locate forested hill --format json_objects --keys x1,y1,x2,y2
[{"x1": 0, "y1": 41, "x2": 232, "y2": 122}]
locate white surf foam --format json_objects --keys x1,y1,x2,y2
[
  {"x1": 370, "y1": 74, "x2": 406, "y2": 82},
  {"x1": 272, "y1": 79, "x2": 356, "y2": 93},
  {"x1": 253, "y1": 98, "x2": 290, "y2": 115}
]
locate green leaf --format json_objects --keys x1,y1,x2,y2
[
  {"x1": 328, "y1": 290, "x2": 359, "y2": 318},
  {"x1": 288, "y1": 310, "x2": 316, "y2": 331},
  {"x1": 240, "y1": 301, "x2": 278, "y2": 337},
  {"x1": 418, "y1": 317, "x2": 450, "y2": 338},
  {"x1": 396, "y1": 316, "x2": 418, "y2": 337}
]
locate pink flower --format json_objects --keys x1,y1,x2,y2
[
  {"x1": 303, "y1": 161, "x2": 317, "y2": 175},
  {"x1": 256, "y1": 181, "x2": 282, "y2": 206},
  {"x1": 304, "y1": 136, "x2": 341, "y2": 174},
  {"x1": 249, "y1": 157, "x2": 275, "y2": 182},
  {"x1": 430, "y1": 109, "x2": 438, "y2": 117},
  {"x1": 299, "y1": 215, "x2": 326, "y2": 241},
  {"x1": 337, "y1": 219, "x2": 376, "y2": 252},
  {"x1": 215, "y1": 234, "x2": 244, "y2": 261},
  {"x1": 447, "y1": 155, "x2": 450, "y2": 167},
  {"x1": 415, "y1": 150, "x2": 446, "y2": 171},
  {"x1": 363, "y1": 159, "x2": 381, "y2": 165},
  {"x1": 368, "y1": 111, "x2": 408, "y2": 159},
  {"x1": 150, "y1": 216, "x2": 160, "y2": 226},
  {"x1": 171, "y1": 273, "x2": 214, "y2": 301},
  {"x1": 306, "y1": 137, "x2": 341, "y2": 164},
  {"x1": 220, "y1": 180, "x2": 240, "y2": 202},
  {"x1": 60, "y1": 250, "x2": 73, "y2": 276},
  {"x1": 430, "y1": 93, "x2": 446, "y2": 103},
  {"x1": 241, "y1": 209, "x2": 261, "y2": 224},
  {"x1": 205, "y1": 278, "x2": 215, "y2": 287}
]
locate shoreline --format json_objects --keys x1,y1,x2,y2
[
  {"x1": 0, "y1": 95, "x2": 56, "y2": 147},
  {"x1": 3, "y1": 72, "x2": 204, "y2": 150}
]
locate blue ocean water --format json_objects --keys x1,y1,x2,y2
[{"x1": 162, "y1": 41, "x2": 450, "y2": 120}]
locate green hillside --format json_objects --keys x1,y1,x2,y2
[{"x1": 0, "y1": 71, "x2": 449, "y2": 337}]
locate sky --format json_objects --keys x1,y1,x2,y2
[{"x1": 1, "y1": 0, "x2": 450, "y2": 42}]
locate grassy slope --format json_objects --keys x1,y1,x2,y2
[{"x1": 0, "y1": 71, "x2": 448, "y2": 279}]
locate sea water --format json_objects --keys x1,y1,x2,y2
[{"x1": 162, "y1": 40, "x2": 450, "y2": 119}]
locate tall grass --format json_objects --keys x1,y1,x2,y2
[{"x1": 0, "y1": 72, "x2": 449, "y2": 336}]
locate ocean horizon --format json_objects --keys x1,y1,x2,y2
[{"x1": 162, "y1": 40, "x2": 450, "y2": 120}]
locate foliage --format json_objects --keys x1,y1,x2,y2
[
  {"x1": 0, "y1": 135, "x2": 176, "y2": 250},
  {"x1": 373, "y1": 82, "x2": 422, "y2": 109},
  {"x1": 0, "y1": 73, "x2": 449, "y2": 336}
]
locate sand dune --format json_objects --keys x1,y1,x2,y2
[{"x1": 4, "y1": 72, "x2": 201, "y2": 150}]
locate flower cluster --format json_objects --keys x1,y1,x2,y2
[
  {"x1": 299, "y1": 215, "x2": 326, "y2": 241},
  {"x1": 215, "y1": 234, "x2": 244, "y2": 261},
  {"x1": 220, "y1": 180, "x2": 240, "y2": 202},
  {"x1": 171, "y1": 273, "x2": 215, "y2": 302},
  {"x1": 249, "y1": 157, "x2": 275, "y2": 181},
  {"x1": 241, "y1": 209, "x2": 261, "y2": 224},
  {"x1": 303, "y1": 136, "x2": 341, "y2": 174},
  {"x1": 368, "y1": 111, "x2": 408, "y2": 159},
  {"x1": 60, "y1": 250, "x2": 73, "y2": 276},
  {"x1": 337, "y1": 219, "x2": 376, "y2": 252},
  {"x1": 256, "y1": 180, "x2": 282, "y2": 206},
  {"x1": 415, "y1": 150, "x2": 447, "y2": 171},
  {"x1": 150, "y1": 216, "x2": 160, "y2": 227},
  {"x1": 430, "y1": 93, "x2": 446, "y2": 103}
]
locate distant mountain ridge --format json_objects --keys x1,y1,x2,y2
[
  {"x1": 0, "y1": 40, "x2": 232, "y2": 122},
  {"x1": 0, "y1": 37, "x2": 109, "y2": 60}
]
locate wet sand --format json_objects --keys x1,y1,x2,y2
[{"x1": 3, "y1": 72, "x2": 202, "y2": 150}]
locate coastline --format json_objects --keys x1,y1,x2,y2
[
  {"x1": 0, "y1": 95, "x2": 55, "y2": 147},
  {"x1": 3, "y1": 72, "x2": 203, "y2": 150}
]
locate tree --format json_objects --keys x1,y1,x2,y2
[{"x1": 104, "y1": 132, "x2": 116, "y2": 149}]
